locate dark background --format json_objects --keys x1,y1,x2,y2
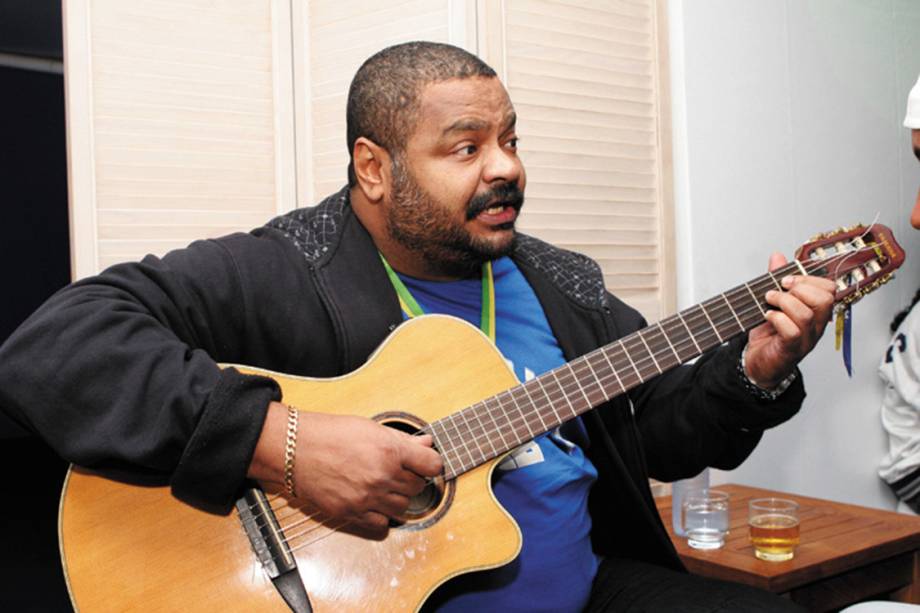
[{"x1": 1, "y1": 1, "x2": 73, "y2": 610}]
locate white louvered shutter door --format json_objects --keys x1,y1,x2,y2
[
  {"x1": 64, "y1": 0, "x2": 296, "y2": 277},
  {"x1": 504, "y1": 0, "x2": 674, "y2": 321}
]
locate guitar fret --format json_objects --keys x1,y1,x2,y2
[
  {"x1": 447, "y1": 412, "x2": 476, "y2": 470},
  {"x1": 599, "y1": 346, "x2": 626, "y2": 394},
  {"x1": 656, "y1": 322, "x2": 682, "y2": 363},
  {"x1": 729, "y1": 283, "x2": 765, "y2": 329},
  {"x1": 506, "y1": 388, "x2": 536, "y2": 440},
  {"x1": 482, "y1": 397, "x2": 511, "y2": 452},
  {"x1": 699, "y1": 303, "x2": 724, "y2": 343},
  {"x1": 766, "y1": 270, "x2": 782, "y2": 290},
  {"x1": 517, "y1": 385, "x2": 548, "y2": 433},
  {"x1": 581, "y1": 355, "x2": 610, "y2": 404},
  {"x1": 621, "y1": 338, "x2": 643, "y2": 382},
  {"x1": 636, "y1": 330, "x2": 662, "y2": 374},
  {"x1": 486, "y1": 395, "x2": 515, "y2": 452},
  {"x1": 676, "y1": 311, "x2": 702, "y2": 354},
  {"x1": 742, "y1": 282, "x2": 766, "y2": 318},
  {"x1": 533, "y1": 374, "x2": 567, "y2": 424},
  {"x1": 566, "y1": 363, "x2": 592, "y2": 409},
  {"x1": 569, "y1": 360, "x2": 604, "y2": 407},
  {"x1": 495, "y1": 396, "x2": 524, "y2": 451},
  {"x1": 721, "y1": 293, "x2": 745, "y2": 330},
  {"x1": 470, "y1": 403, "x2": 499, "y2": 459},
  {"x1": 549, "y1": 368, "x2": 578, "y2": 415}
]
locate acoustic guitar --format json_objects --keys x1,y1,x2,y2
[{"x1": 59, "y1": 224, "x2": 904, "y2": 612}]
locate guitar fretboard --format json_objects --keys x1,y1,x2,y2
[{"x1": 429, "y1": 260, "x2": 809, "y2": 480}]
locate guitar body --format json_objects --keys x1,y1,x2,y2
[{"x1": 60, "y1": 316, "x2": 523, "y2": 612}]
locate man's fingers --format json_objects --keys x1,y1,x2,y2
[
  {"x1": 766, "y1": 290, "x2": 813, "y2": 331},
  {"x1": 353, "y1": 511, "x2": 390, "y2": 541},
  {"x1": 391, "y1": 472, "x2": 428, "y2": 497},
  {"x1": 769, "y1": 275, "x2": 835, "y2": 338},
  {"x1": 768, "y1": 252, "x2": 787, "y2": 273},
  {"x1": 400, "y1": 438, "x2": 444, "y2": 478},
  {"x1": 781, "y1": 274, "x2": 837, "y2": 296},
  {"x1": 375, "y1": 492, "x2": 411, "y2": 518},
  {"x1": 786, "y1": 285, "x2": 835, "y2": 332},
  {"x1": 764, "y1": 310, "x2": 803, "y2": 344}
]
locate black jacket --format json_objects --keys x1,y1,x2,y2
[{"x1": 0, "y1": 187, "x2": 805, "y2": 570}]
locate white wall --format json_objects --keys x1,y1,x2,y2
[{"x1": 669, "y1": 0, "x2": 920, "y2": 509}]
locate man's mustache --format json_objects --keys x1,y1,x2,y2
[{"x1": 465, "y1": 183, "x2": 525, "y2": 220}]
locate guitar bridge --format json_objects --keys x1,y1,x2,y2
[{"x1": 236, "y1": 487, "x2": 313, "y2": 613}]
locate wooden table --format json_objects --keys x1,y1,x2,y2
[{"x1": 656, "y1": 483, "x2": 920, "y2": 611}]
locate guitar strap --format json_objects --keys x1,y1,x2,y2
[{"x1": 378, "y1": 254, "x2": 496, "y2": 344}]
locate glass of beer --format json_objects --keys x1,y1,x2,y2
[{"x1": 748, "y1": 498, "x2": 800, "y2": 561}]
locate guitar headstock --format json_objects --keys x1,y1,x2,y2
[{"x1": 795, "y1": 224, "x2": 905, "y2": 307}]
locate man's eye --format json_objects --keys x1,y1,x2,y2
[
  {"x1": 506, "y1": 138, "x2": 519, "y2": 149},
  {"x1": 461, "y1": 145, "x2": 477, "y2": 156}
]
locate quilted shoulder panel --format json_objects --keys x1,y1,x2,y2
[
  {"x1": 513, "y1": 234, "x2": 608, "y2": 309},
  {"x1": 263, "y1": 186, "x2": 350, "y2": 263}
]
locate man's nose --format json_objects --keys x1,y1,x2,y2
[{"x1": 482, "y1": 145, "x2": 521, "y2": 184}]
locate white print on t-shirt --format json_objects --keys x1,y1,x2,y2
[
  {"x1": 496, "y1": 359, "x2": 579, "y2": 471},
  {"x1": 498, "y1": 440, "x2": 545, "y2": 471}
]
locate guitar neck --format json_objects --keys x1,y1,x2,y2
[{"x1": 431, "y1": 260, "x2": 809, "y2": 480}]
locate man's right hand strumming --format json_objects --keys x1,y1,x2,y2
[{"x1": 249, "y1": 401, "x2": 444, "y2": 539}]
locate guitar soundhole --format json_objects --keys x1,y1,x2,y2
[{"x1": 376, "y1": 412, "x2": 455, "y2": 531}]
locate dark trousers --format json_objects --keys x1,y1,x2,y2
[{"x1": 585, "y1": 557, "x2": 807, "y2": 613}]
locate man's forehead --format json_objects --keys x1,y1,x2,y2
[{"x1": 416, "y1": 78, "x2": 516, "y2": 133}]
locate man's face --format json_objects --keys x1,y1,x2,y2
[
  {"x1": 384, "y1": 77, "x2": 526, "y2": 278},
  {"x1": 911, "y1": 129, "x2": 920, "y2": 229}
]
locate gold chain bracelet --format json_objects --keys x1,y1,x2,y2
[{"x1": 283, "y1": 405, "x2": 299, "y2": 497}]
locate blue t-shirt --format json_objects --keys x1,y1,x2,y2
[{"x1": 396, "y1": 257, "x2": 600, "y2": 612}]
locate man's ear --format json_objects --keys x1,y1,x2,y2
[{"x1": 353, "y1": 137, "x2": 391, "y2": 203}]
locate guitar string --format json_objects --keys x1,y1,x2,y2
[
  {"x1": 247, "y1": 238, "x2": 882, "y2": 540},
  {"x1": 285, "y1": 517, "x2": 355, "y2": 554},
  {"x1": 258, "y1": 244, "x2": 873, "y2": 531}
]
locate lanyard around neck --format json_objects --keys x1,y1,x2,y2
[{"x1": 379, "y1": 254, "x2": 496, "y2": 344}]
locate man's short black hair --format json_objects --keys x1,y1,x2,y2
[{"x1": 346, "y1": 41, "x2": 497, "y2": 187}]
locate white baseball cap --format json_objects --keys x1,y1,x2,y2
[{"x1": 906, "y1": 74, "x2": 920, "y2": 129}]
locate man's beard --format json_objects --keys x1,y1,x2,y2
[{"x1": 386, "y1": 157, "x2": 524, "y2": 278}]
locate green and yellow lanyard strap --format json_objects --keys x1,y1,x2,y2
[{"x1": 379, "y1": 254, "x2": 496, "y2": 344}]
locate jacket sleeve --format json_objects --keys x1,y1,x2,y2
[
  {"x1": 0, "y1": 236, "x2": 281, "y2": 513},
  {"x1": 606, "y1": 293, "x2": 806, "y2": 481}
]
